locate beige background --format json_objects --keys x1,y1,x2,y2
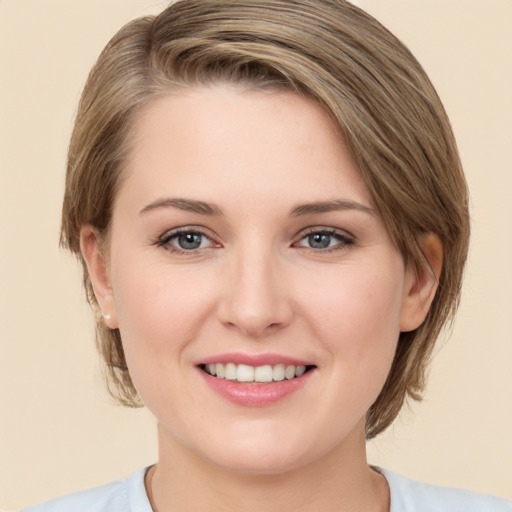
[{"x1": 1, "y1": 0, "x2": 511, "y2": 509}]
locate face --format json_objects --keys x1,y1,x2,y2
[{"x1": 85, "y1": 85, "x2": 425, "y2": 474}]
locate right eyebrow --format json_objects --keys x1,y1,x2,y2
[{"x1": 139, "y1": 197, "x2": 223, "y2": 216}]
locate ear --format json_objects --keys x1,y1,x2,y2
[
  {"x1": 80, "y1": 225, "x2": 119, "y2": 329},
  {"x1": 400, "y1": 233, "x2": 443, "y2": 332}
]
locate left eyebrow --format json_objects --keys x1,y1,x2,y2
[{"x1": 290, "y1": 199, "x2": 376, "y2": 217}]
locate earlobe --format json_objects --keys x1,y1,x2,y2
[
  {"x1": 80, "y1": 225, "x2": 119, "y2": 329},
  {"x1": 400, "y1": 233, "x2": 443, "y2": 332}
]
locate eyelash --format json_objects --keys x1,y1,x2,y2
[
  {"x1": 155, "y1": 227, "x2": 219, "y2": 255},
  {"x1": 293, "y1": 228, "x2": 355, "y2": 253},
  {"x1": 155, "y1": 226, "x2": 355, "y2": 255}
]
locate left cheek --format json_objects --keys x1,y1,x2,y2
[{"x1": 313, "y1": 271, "x2": 403, "y2": 362}]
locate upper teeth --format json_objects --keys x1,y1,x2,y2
[{"x1": 205, "y1": 363, "x2": 307, "y2": 383}]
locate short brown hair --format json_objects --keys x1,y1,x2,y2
[{"x1": 61, "y1": 0, "x2": 470, "y2": 439}]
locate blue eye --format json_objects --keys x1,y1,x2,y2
[
  {"x1": 158, "y1": 229, "x2": 213, "y2": 252},
  {"x1": 174, "y1": 232, "x2": 205, "y2": 250},
  {"x1": 307, "y1": 233, "x2": 334, "y2": 249},
  {"x1": 297, "y1": 229, "x2": 354, "y2": 251}
]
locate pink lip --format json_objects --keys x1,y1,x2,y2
[
  {"x1": 199, "y1": 352, "x2": 312, "y2": 367},
  {"x1": 197, "y1": 366, "x2": 315, "y2": 408}
]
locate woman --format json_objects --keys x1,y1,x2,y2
[{"x1": 20, "y1": 0, "x2": 512, "y2": 510}]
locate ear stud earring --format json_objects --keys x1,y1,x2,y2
[{"x1": 101, "y1": 311, "x2": 111, "y2": 321}]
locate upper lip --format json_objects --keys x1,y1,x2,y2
[{"x1": 198, "y1": 352, "x2": 314, "y2": 367}]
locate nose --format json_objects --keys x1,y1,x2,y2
[{"x1": 217, "y1": 247, "x2": 294, "y2": 339}]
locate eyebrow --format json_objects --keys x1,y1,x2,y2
[
  {"x1": 290, "y1": 200, "x2": 376, "y2": 217},
  {"x1": 140, "y1": 198, "x2": 223, "y2": 216},
  {"x1": 139, "y1": 197, "x2": 375, "y2": 218}
]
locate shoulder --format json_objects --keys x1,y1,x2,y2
[
  {"x1": 20, "y1": 467, "x2": 152, "y2": 512},
  {"x1": 379, "y1": 467, "x2": 512, "y2": 512}
]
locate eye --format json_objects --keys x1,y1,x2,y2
[
  {"x1": 156, "y1": 228, "x2": 217, "y2": 253},
  {"x1": 172, "y1": 232, "x2": 208, "y2": 250},
  {"x1": 295, "y1": 229, "x2": 354, "y2": 251}
]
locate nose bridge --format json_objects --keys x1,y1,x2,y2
[{"x1": 219, "y1": 239, "x2": 293, "y2": 337}]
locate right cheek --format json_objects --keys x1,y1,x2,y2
[
  {"x1": 114, "y1": 260, "x2": 224, "y2": 344},
  {"x1": 115, "y1": 282, "x2": 198, "y2": 345}
]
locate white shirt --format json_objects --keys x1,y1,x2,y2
[{"x1": 21, "y1": 466, "x2": 512, "y2": 512}]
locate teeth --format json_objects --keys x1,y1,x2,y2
[
  {"x1": 254, "y1": 365, "x2": 273, "y2": 383},
  {"x1": 273, "y1": 364, "x2": 285, "y2": 381},
  {"x1": 285, "y1": 365, "x2": 295, "y2": 379},
  {"x1": 215, "y1": 363, "x2": 225, "y2": 378},
  {"x1": 295, "y1": 365, "x2": 306, "y2": 377},
  {"x1": 225, "y1": 363, "x2": 237, "y2": 380},
  {"x1": 204, "y1": 363, "x2": 310, "y2": 382},
  {"x1": 236, "y1": 364, "x2": 254, "y2": 382}
]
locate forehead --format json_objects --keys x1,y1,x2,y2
[{"x1": 118, "y1": 85, "x2": 373, "y2": 212}]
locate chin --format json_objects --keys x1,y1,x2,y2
[
  {"x1": 194, "y1": 430, "x2": 322, "y2": 476},
  {"x1": 208, "y1": 448, "x2": 307, "y2": 476}
]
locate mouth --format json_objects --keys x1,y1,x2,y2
[
  {"x1": 196, "y1": 353, "x2": 317, "y2": 406},
  {"x1": 198, "y1": 363, "x2": 316, "y2": 384}
]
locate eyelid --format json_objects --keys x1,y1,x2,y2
[
  {"x1": 153, "y1": 225, "x2": 355, "y2": 254},
  {"x1": 294, "y1": 225, "x2": 355, "y2": 241},
  {"x1": 293, "y1": 226, "x2": 356, "y2": 251},
  {"x1": 155, "y1": 225, "x2": 222, "y2": 253}
]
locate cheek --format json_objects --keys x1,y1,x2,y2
[
  {"x1": 111, "y1": 260, "x2": 215, "y2": 368},
  {"x1": 110, "y1": 263, "x2": 219, "y2": 414},
  {"x1": 304, "y1": 264, "x2": 405, "y2": 433},
  {"x1": 304, "y1": 261, "x2": 405, "y2": 367}
]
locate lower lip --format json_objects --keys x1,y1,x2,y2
[{"x1": 198, "y1": 368, "x2": 314, "y2": 407}]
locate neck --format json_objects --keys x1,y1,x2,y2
[{"x1": 147, "y1": 421, "x2": 389, "y2": 512}]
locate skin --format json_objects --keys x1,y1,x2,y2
[{"x1": 81, "y1": 85, "x2": 441, "y2": 511}]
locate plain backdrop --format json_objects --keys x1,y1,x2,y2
[{"x1": 1, "y1": 0, "x2": 511, "y2": 509}]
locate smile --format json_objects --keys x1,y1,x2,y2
[{"x1": 201, "y1": 363, "x2": 310, "y2": 383}]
